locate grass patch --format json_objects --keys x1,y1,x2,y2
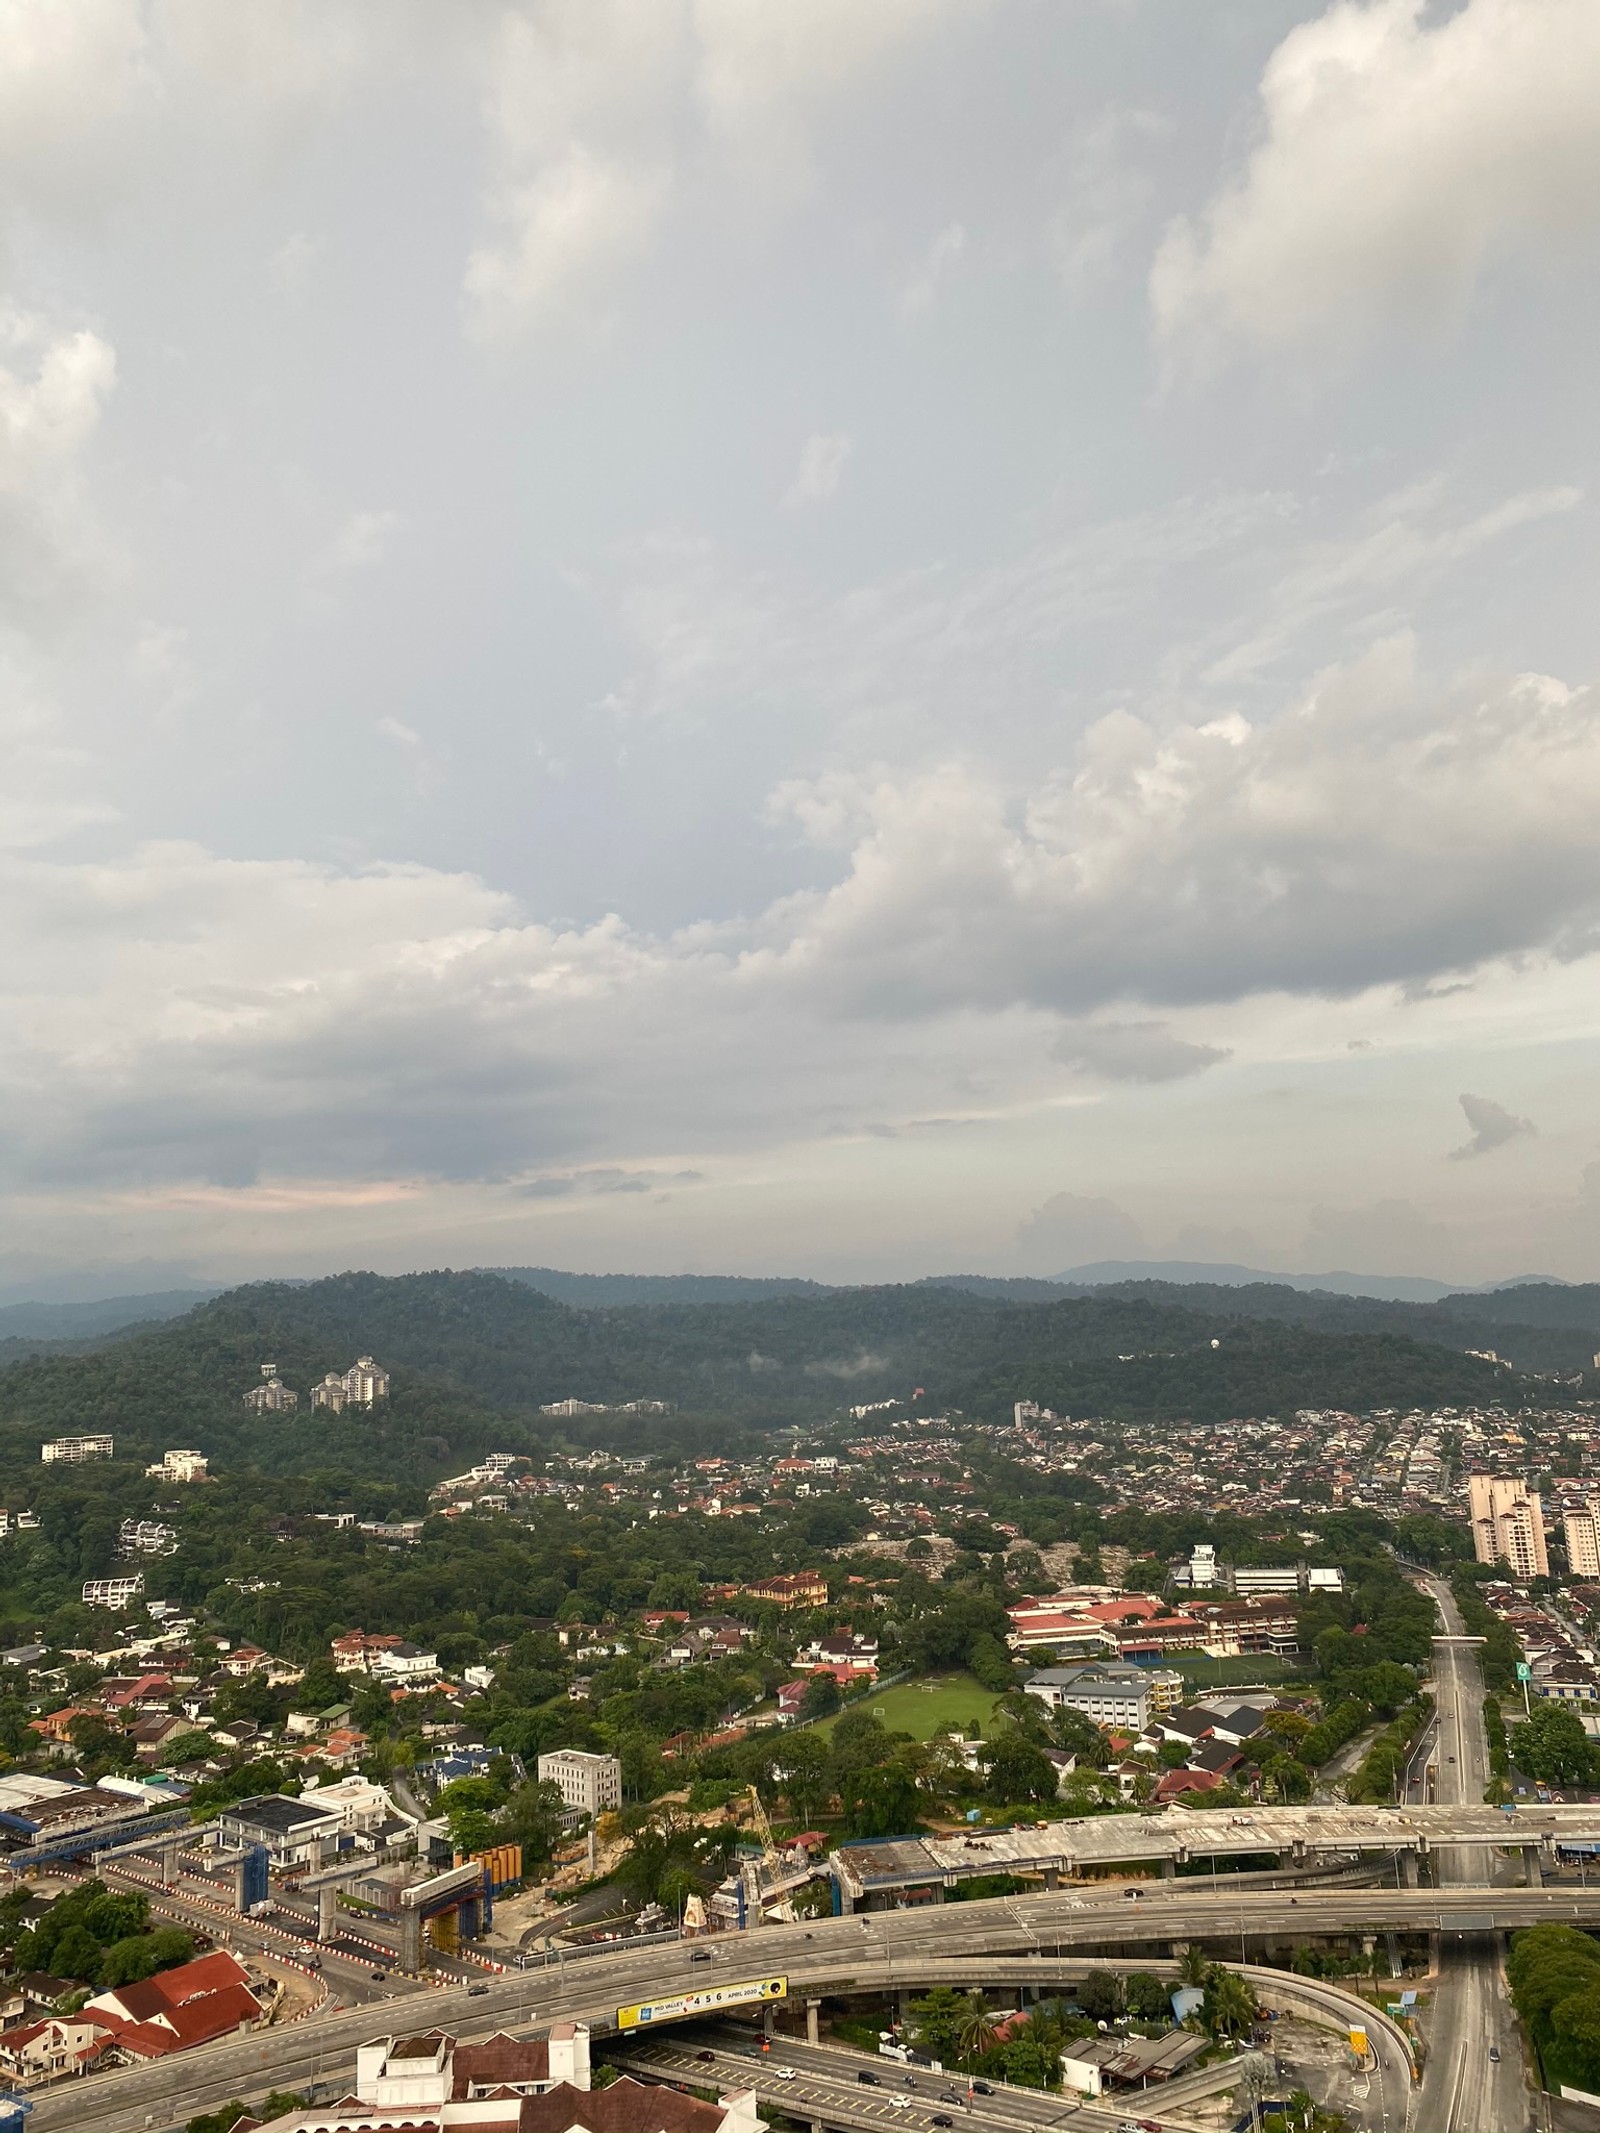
[
  {"x1": 813, "y1": 1672, "x2": 1000, "y2": 1740},
  {"x1": 1170, "y1": 1654, "x2": 1292, "y2": 1690}
]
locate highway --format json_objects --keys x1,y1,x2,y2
[
  {"x1": 30, "y1": 1879, "x2": 1600, "y2": 2132},
  {"x1": 1414, "y1": 1574, "x2": 1530, "y2": 2133},
  {"x1": 611, "y1": 2024, "x2": 1213, "y2": 2133}
]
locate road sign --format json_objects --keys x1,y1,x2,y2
[
  {"x1": 1517, "y1": 1662, "x2": 1533, "y2": 1682},
  {"x1": 617, "y1": 1975, "x2": 787, "y2": 2031}
]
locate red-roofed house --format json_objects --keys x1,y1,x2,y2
[{"x1": 82, "y1": 1949, "x2": 263, "y2": 2057}]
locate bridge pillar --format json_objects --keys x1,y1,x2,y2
[
  {"x1": 1521, "y1": 1845, "x2": 1543, "y2": 1888},
  {"x1": 162, "y1": 1841, "x2": 180, "y2": 1889},
  {"x1": 318, "y1": 1885, "x2": 341, "y2": 1943},
  {"x1": 898, "y1": 1990, "x2": 913, "y2": 2026},
  {"x1": 1043, "y1": 1867, "x2": 1059, "y2": 1891},
  {"x1": 400, "y1": 1908, "x2": 423, "y2": 1974},
  {"x1": 1361, "y1": 1936, "x2": 1376, "y2": 1969},
  {"x1": 1399, "y1": 1849, "x2": 1420, "y2": 1889},
  {"x1": 1159, "y1": 1858, "x2": 1177, "y2": 1880},
  {"x1": 806, "y1": 2001, "x2": 820, "y2": 2046}
]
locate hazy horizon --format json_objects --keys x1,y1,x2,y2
[{"x1": 3, "y1": 2, "x2": 1599, "y2": 1296}]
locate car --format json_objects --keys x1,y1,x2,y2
[
  {"x1": 468, "y1": 1984, "x2": 489, "y2": 1996},
  {"x1": 303, "y1": 1955, "x2": 321, "y2": 1971},
  {"x1": 689, "y1": 1950, "x2": 713, "y2": 1962},
  {"x1": 774, "y1": 2069, "x2": 796, "y2": 2082},
  {"x1": 696, "y1": 2051, "x2": 715, "y2": 2062},
  {"x1": 371, "y1": 1969, "x2": 387, "y2": 1981},
  {"x1": 858, "y1": 2071, "x2": 880, "y2": 2085},
  {"x1": 940, "y1": 2093, "x2": 961, "y2": 2105},
  {"x1": 969, "y1": 2082, "x2": 992, "y2": 2096},
  {"x1": 1123, "y1": 1886, "x2": 1142, "y2": 1900},
  {"x1": 890, "y1": 2098, "x2": 911, "y2": 2110},
  {"x1": 932, "y1": 2116, "x2": 953, "y2": 2125},
  {"x1": 1489, "y1": 2046, "x2": 1501, "y2": 2063},
  {"x1": 1447, "y1": 1754, "x2": 1456, "y2": 1763}
]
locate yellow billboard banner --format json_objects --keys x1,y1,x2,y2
[
  {"x1": 1349, "y1": 2027, "x2": 1369, "y2": 2057},
  {"x1": 617, "y1": 1975, "x2": 787, "y2": 2031}
]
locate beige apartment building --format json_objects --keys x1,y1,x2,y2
[
  {"x1": 1469, "y1": 1474, "x2": 1549, "y2": 1579},
  {"x1": 1563, "y1": 1499, "x2": 1600, "y2": 1579}
]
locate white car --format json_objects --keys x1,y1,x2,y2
[
  {"x1": 889, "y1": 2097, "x2": 912, "y2": 2108},
  {"x1": 773, "y1": 2069, "x2": 796, "y2": 2083}
]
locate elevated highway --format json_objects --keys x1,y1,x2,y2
[
  {"x1": 29, "y1": 1880, "x2": 1600, "y2": 2132},
  {"x1": 833, "y1": 1799, "x2": 1600, "y2": 1905}
]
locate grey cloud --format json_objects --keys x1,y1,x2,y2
[
  {"x1": 1016, "y1": 1192, "x2": 1144, "y2": 1274},
  {"x1": 516, "y1": 1167, "x2": 705, "y2": 1198},
  {"x1": 1450, "y1": 1093, "x2": 1535, "y2": 1162},
  {"x1": 1051, "y1": 1020, "x2": 1229, "y2": 1083}
]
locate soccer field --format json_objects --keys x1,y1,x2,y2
[{"x1": 817, "y1": 1673, "x2": 1001, "y2": 1740}]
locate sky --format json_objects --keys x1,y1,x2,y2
[{"x1": 3, "y1": 0, "x2": 1600, "y2": 1298}]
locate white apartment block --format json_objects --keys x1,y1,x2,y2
[
  {"x1": 312, "y1": 1356, "x2": 391, "y2": 1411},
  {"x1": 145, "y1": 1449, "x2": 209, "y2": 1482},
  {"x1": 83, "y1": 1575, "x2": 144, "y2": 1609},
  {"x1": 1564, "y1": 1500, "x2": 1600, "y2": 1580},
  {"x1": 42, "y1": 1435, "x2": 113, "y2": 1464},
  {"x1": 244, "y1": 1374, "x2": 299, "y2": 1413},
  {"x1": 537, "y1": 1749, "x2": 622, "y2": 1820},
  {"x1": 1469, "y1": 1474, "x2": 1549, "y2": 1580}
]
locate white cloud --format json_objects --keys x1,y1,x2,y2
[
  {"x1": 1152, "y1": 0, "x2": 1600, "y2": 363},
  {"x1": 464, "y1": 0, "x2": 967, "y2": 340},
  {"x1": 0, "y1": 319, "x2": 117, "y2": 628},
  {"x1": 784, "y1": 430, "x2": 852, "y2": 508},
  {"x1": 899, "y1": 220, "x2": 966, "y2": 313},
  {"x1": 311, "y1": 508, "x2": 402, "y2": 577},
  {"x1": 753, "y1": 640, "x2": 1600, "y2": 1019},
  {"x1": 1016, "y1": 1191, "x2": 1144, "y2": 1272}
]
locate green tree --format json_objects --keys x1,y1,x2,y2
[
  {"x1": 801, "y1": 1673, "x2": 842, "y2": 1721},
  {"x1": 1201, "y1": 1965, "x2": 1257, "y2": 2041},
  {"x1": 957, "y1": 1995, "x2": 1000, "y2": 2059},
  {"x1": 908, "y1": 1986, "x2": 969, "y2": 2064},
  {"x1": 979, "y1": 1733, "x2": 1060, "y2": 1806}
]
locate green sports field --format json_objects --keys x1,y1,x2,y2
[{"x1": 815, "y1": 1673, "x2": 1001, "y2": 1740}]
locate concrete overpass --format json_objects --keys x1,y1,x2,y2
[
  {"x1": 832, "y1": 1800, "x2": 1600, "y2": 1906},
  {"x1": 27, "y1": 1879, "x2": 1600, "y2": 2133}
]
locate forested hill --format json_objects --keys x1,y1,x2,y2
[
  {"x1": 0, "y1": 1269, "x2": 1523, "y2": 1482},
  {"x1": 493, "y1": 1267, "x2": 836, "y2": 1307}
]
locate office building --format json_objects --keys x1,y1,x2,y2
[{"x1": 1564, "y1": 1500, "x2": 1600, "y2": 1579}]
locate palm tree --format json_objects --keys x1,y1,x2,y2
[
  {"x1": 1201, "y1": 1964, "x2": 1258, "y2": 2042},
  {"x1": 957, "y1": 1995, "x2": 1000, "y2": 2061},
  {"x1": 1177, "y1": 1943, "x2": 1212, "y2": 1989}
]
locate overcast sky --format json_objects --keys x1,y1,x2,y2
[{"x1": 3, "y1": 0, "x2": 1600, "y2": 1298}]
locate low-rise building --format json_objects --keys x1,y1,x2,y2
[
  {"x1": 1023, "y1": 1663, "x2": 1184, "y2": 1732},
  {"x1": 82, "y1": 1575, "x2": 144, "y2": 1609},
  {"x1": 537, "y1": 1749, "x2": 622, "y2": 1821},
  {"x1": 215, "y1": 1791, "x2": 347, "y2": 1868},
  {"x1": 372, "y1": 1641, "x2": 440, "y2": 1685},
  {"x1": 42, "y1": 1435, "x2": 113, "y2": 1465},
  {"x1": 144, "y1": 1449, "x2": 209, "y2": 1482}
]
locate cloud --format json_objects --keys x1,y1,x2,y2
[
  {"x1": 463, "y1": 0, "x2": 963, "y2": 341},
  {"x1": 0, "y1": 318, "x2": 117, "y2": 629},
  {"x1": 516, "y1": 1166, "x2": 704, "y2": 1198},
  {"x1": 784, "y1": 431, "x2": 852, "y2": 508},
  {"x1": 1152, "y1": 0, "x2": 1600, "y2": 364},
  {"x1": 1301, "y1": 1196, "x2": 1460, "y2": 1278},
  {"x1": 1016, "y1": 1192, "x2": 1144, "y2": 1273},
  {"x1": 899, "y1": 221, "x2": 966, "y2": 313},
  {"x1": 1051, "y1": 1020, "x2": 1229, "y2": 1084},
  {"x1": 312, "y1": 508, "x2": 402, "y2": 577},
  {"x1": 1450, "y1": 1091, "x2": 1534, "y2": 1161},
  {"x1": 757, "y1": 640, "x2": 1600, "y2": 1019}
]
